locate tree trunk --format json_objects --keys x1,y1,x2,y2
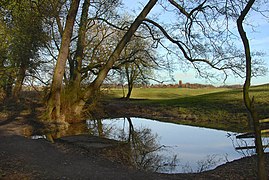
[
  {"x1": 71, "y1": 0, "x2": 158, "y2": 117},
  {"x1": 237, "y1": 0, "x2": 267, "y2": 179},
  {"x1": 125, "y1": 65, "x2": 137, "y2": 100},
  {"x1": 70, "y1": 0, "x2": 90, "y2": 97},
  {"x1": 5, "y1": 74, "x2": 14, "y2": 98},
  {"x1": 126, "y1": 83, "x2": 133, "y2": 99},
  {"x1": 62, "y1": 0, "x2": 91, "y2": 122},
  {"x1": 125, "y1": 64, "x2": 132, "y2": 99},
  {"x1": 12, "y1": 63, "x2": 26, "y2": 100},
  {"x1": 46, "y1": 0, "x2": 80, "y2": 122}
]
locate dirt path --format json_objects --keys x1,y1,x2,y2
[{"x1": 0, "y1": 135, "x2": 173, "y2": 180}]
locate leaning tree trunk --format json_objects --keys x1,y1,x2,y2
[
  {"x1": 46, "y1": 0, "x2": 80, "y2": 122},
  {"x1": 70, "y1": 0, "x2": 158, "y2": 118},
  {"x1": 237, "y1": 0, "x2": 267, "y2": 179}
]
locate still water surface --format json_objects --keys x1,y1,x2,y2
[{"x1": 85, "y1": 117, "x2": 259, "y2": 173}]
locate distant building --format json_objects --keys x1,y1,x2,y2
[{"x1": 178, "y1": 80, "x2": 183, "y2": 88}]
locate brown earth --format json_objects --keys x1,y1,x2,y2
[{"x1": 0, "y1": 94, "x2": 268, "y2": 179}]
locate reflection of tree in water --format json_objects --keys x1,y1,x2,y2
[
  {"x1": 124, "y1": 117, "x2": 178, "y2": 172},
  {"x1": 86, "y1": 117, "x2": 179, "y2": 172},
  {"x1": 130, "y1": 127, "x2": 163, "y2": 171},
  {"x1": 86, "y1": 119, "x2": 112, "y2": 137}
]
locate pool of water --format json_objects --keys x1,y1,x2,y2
[
  {"x1": 31, "y1": 117, "x2": 268, "y2": 173},
  {"x1": 84, "y1": 117, "x2": 265, "y2": 173}
]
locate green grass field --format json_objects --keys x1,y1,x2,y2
[
  {"x1": 104, "y1": 84, "x2": 269, "y2": 132},
  {"x1": 106, "y1": 84, "x2": 268, "y2": 108},
  {"x1": 105, "y1": 87, "x2": 230, "y2": 99}
]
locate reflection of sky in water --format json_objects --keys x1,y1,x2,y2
[
  {"x1": 86, "y1": 117, "x2": 268, "y2": 173},
  {"x1": 125, "y1": 118, "x2": 239, "y2": 172}
]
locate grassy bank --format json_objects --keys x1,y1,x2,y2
[{"x1": 101, "y1": 84, "x2": 269, "y2": 132}]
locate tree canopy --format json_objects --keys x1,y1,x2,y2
[{"x1": 0, "y1": 0, "x2": 49, "y2": 98}]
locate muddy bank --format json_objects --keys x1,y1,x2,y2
[{"x1": 0, "y1": 134, "x2": 169, "y2": 180}]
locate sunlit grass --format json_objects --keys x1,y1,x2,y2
[
  {"x1": 104, "y1": 84, "x2": 269, "y2": 114},
  {"x1": 105, "y1": 87, "x2": 229, "y2": 100}
]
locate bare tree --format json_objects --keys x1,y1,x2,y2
[
  {"x1": 114, "y1": 32, "x2": 158, "y2": 99},
  {"x1": 237, "y1": 0, "x2": 267, "y2": 179}
]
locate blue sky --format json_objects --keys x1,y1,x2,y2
[{"x1": 122, "y1": 0, "x2": 269, "y2": 86}]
